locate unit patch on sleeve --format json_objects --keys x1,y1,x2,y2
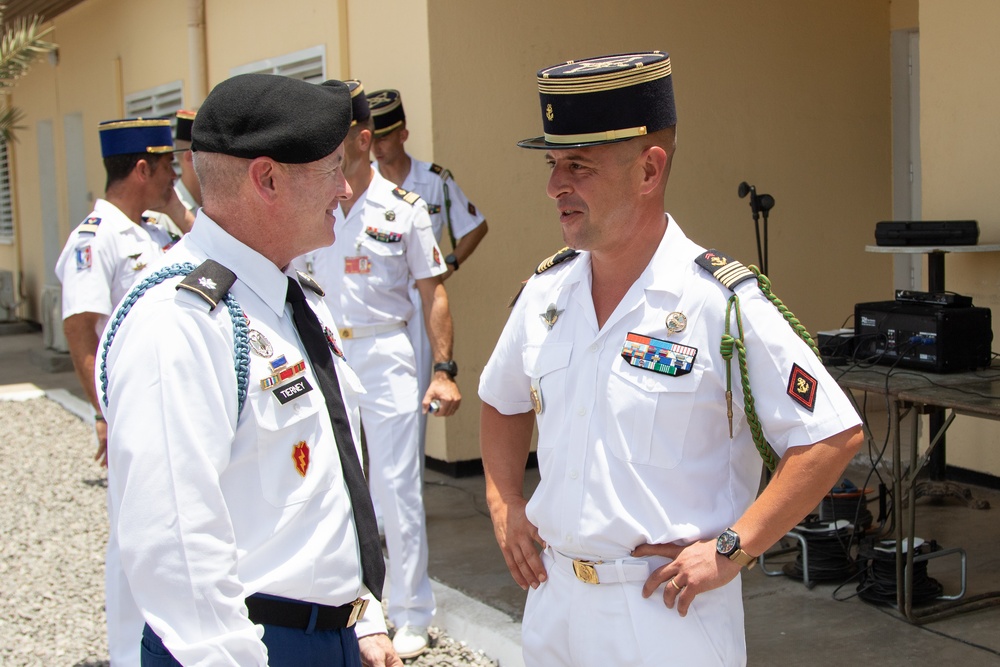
[
  {"x1": 621, "y1": 332, "x2": 697, "y2": 376},
  {"x1": 75, "y1": 246, "x2": 93, "y2": 270},
  {"x1": 786, "y1": 363, "x2": 817, "y2": 412}
]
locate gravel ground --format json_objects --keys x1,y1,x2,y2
[{"x1": 0, "y1": 397, "x2": 497, "y2": 666}]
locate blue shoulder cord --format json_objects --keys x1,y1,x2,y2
[{"x1": 99, "y1": 262, "x2": 251, "y2": 417}]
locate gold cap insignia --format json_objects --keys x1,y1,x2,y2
[{"x1": 545, "y1": 104, "x2": 554, "y2": 121}]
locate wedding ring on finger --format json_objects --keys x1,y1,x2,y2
[{"x1": 669, "y1": 578, "x2": 682, "y2": 591}]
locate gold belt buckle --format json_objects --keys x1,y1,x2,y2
[
  {"x1": 346, "y1": 597, "x2": 369, "y2": 627},
  {"x1": 339, "y1": 327, "x2": 353, "y2": 340},
  {"x1": 572, "y1": 559, "x2": 602, "y2": 585}
]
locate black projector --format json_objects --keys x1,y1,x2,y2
[{"x1": 854, "y1": 301, "x2": 993, "y2": 372}]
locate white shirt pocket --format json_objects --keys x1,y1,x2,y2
[
  {"x1": 522, "y1": 342, "x2": 572, "y2": 447},
  {"x1": 249, "y1": 383, "x2": 337, "y2": 507},
  {"x1": 607, "y1": 361, "x2": 703, "y2": 468}
]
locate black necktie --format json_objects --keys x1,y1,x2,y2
[{"x1": 286, "y1": 277, "x2": 385, "y2": 600}]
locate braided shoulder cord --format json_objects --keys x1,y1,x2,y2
[
  {"x1": 441, "y1": 169, "x2": 457, "y2": 249},
  {"x1": 749, "y1": 266, "x2": 822, "y2": 359},
  {"x1": 720, "y1": 294, "x2": 780, "y2": 472},
  {"x1": 99, "y1": 262, "x2": 251, "y2": 416}
]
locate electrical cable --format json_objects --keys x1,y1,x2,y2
[{"x1": 855, "y1": 537, "x2": 943, "y2": 606}]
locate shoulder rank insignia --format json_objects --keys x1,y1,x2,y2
[
  {"x1": 176, "y1": 259, "x2": 237, "y2": 310},
  {"x1": 509, "y1": 247, "x2": 580, "y2": 309},
  {"x1": 536, "y1": 247, "x2": 579, "y2": 275},
  {"x1": 392, "y1": 187, "x2": 422, "y2": 206},
  {"x1": 695, "y1": 249, "x2": 755, "y2": 290},
  {"x1": 296, "y1": 271, "x2": 325, "y2": 297},
  {"x1": 78, "y1": 216, "x2": 102, "y2": 235},
  {"x1": 430, "y1": 163, "x2": 444, "y2": 175}
]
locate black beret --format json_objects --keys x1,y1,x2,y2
[
  {"x1": 519, "y1": 51, "x2": 676, "y2": 150},
  {"x1": 191, "y1": 74, "x2": 352, "y2": 164}
]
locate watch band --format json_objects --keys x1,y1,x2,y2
[
  {"x1": 445, "y1": 253, "x2": 459, "y2": 271},
  {"x1": 729, "y1": 548, "x2": 757, "y2": 569}
]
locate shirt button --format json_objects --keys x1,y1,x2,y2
[
  {"x1": 577, "y1": 407, "x2": 586, "y2": 416},
  {"x1": 569, "y1": 469, "x2": 578, "y2": 479},
  {"x1": 644, "y1": 378, "x2": 655, "y2": 390},
  {"x1": 565, "y1": 534, "x2": 574, "y2": 543},
  {"x1": 589, "y1": 343, "x2": 598, "y2": 352},
  {"x1": 293, "y1": 404, "x2": 302, "y2": 414}
]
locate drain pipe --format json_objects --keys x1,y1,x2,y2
[{"x1": 187, "y1": 0, "x2": 208, "y2": 105}]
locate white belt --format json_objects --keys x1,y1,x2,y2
[
  {"x1": 551, "y1": 549, "x2": 651, "y2": 585},
  {"x1": 337, "y1": 321, "x2": 406, "y2": 340}
]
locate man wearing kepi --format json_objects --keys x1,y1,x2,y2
[
  {"x1": 479, "y1": 51, "x2": 863, "y2": 666},
  {"x1": 101, "y1": 73, "x2": 401, "y2": 666},
  {"x1": 55, "y1": 117, "x2": 180, "y2": 667},
  {"x1": 296, "y1": 80, "x2": 459, "y2": 660},
  {"x1": 367, "y1": 88, "x2": 488, "y2": 459}
]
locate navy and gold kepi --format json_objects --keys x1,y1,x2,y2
[
  {"x1": 367, "y1": 89, "x2": 405, "y2": 137},
  {"x1": 175, "y1": 110, "x2": 197, "y2": 143},
  {"x1": 518, "y1": 51, "x2": 676, "y2": 150},
  {"x1": 98, "y1": 118, "x2": 174, "y2": 158},
  {"x1": 345, "y1": 80, "x2": 371, "y2": 126}
]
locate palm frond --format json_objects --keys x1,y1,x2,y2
[
  {"x1": 0, "y1": 14, "x2": 56, "y2": 87},
  {"x1": 0, "y1": 104, "x2": 25, "y2": 143}
]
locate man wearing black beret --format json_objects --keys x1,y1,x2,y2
[
  {"x1": 100, "y1": 73, "x2": 401, "y2": 667},
  {"x1": 479, "y1": 52, "x2": 863, "y2": 665}
]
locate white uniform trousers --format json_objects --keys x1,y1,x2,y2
[
  {"x1": 405, "y1": 283, "x2": 432, "y2": 462},
  {"x1": 523, "y1": 549, "x2": 746, "y2": 667},
  {"x1": 342, "y1": 328, "x2": 435, "y2": 628}
]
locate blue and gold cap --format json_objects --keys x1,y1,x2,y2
[
  {"x1": 345, "y1": 80, "x2": 370, "y2": 126},
  {"x1": 518, "y1": 51, "x2": 676, "y2": 150},
  {"x1": 98, "y1": 118, "x2": 175, "y2": 157},
  {"x1": 175, "y1": 109, "x2": 197, "y2": 143},
  {"x1": 366, "y1": 89, "x2": 405, "y2": 137}
]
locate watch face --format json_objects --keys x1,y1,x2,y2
[{"x1": 717, "y1": 529, "x2": 739, "y2": 556}]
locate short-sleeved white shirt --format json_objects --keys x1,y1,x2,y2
[
  {"x1": 479, "y1": 216, "x2": 861, "y2": 559},
  {"x1": 102, "y1": 210, "x2": 385, "y2": 665},
  {"x1": 54, "y1": 198, "x2": 176, "y2": 335},
  {"x1": 297, "y1": 169, "x2": 446, "y2": 327},
  {"x1": 379, "y1": 158, "x2": 486, "y2": 244}
]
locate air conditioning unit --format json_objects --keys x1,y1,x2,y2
[
  {"x1": 41, "y1": 284, "x2": 69, "y2": 352},
  {"x1": 0, "y1": 269, "x2": 16, "y2": 322}
]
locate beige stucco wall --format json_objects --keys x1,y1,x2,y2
[
  {"x1": 10, "y1": 0, "x2": 190, "y2": 321},
  {"x1": 428, "y1": 0, "x2": 895, "y2": 461},
  {"x1": 918, "y1": 0, "x2": 1000, "y2": 476},
  {"x1": 7, "y1": 0, "x2": 924, "y2": 471}
]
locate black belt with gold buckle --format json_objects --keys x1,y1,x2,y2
[{"x1": 246, "y1": 595, "x2": 369, "y2": 630}]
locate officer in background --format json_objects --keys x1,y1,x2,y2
[
  {"x1": 54, "y1": 117, "x2": 180, "y2": 666},
  {"x1": 172, "y1": 109, "x2": 201, "y2": 214},
  {"x1": 102, "y1": 74, "x2": 400, "y2": 666},
  {"x1": 479, "y1": 51, "x2": 863, "y2": 666},
  {"x1": 143, "y1": 109, "x2": 200, "y2": 239},
  {"x1": 296, "y1": 80, "x2": 459, "y2": 660},
  {"x1": 367, "y1": 88, "x2": 487, "y2": 456}
]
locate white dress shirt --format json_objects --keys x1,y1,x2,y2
[{"x1": 102, "y1": 210, "x2": 385, "y2": 666}]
